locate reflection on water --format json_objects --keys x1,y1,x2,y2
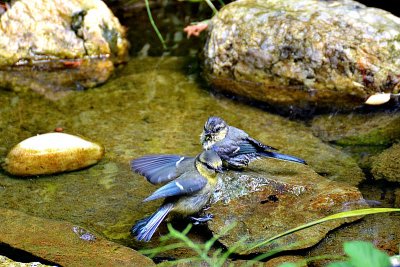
[{"x1": 0, "y1": 57, "x2": 398, "y2": 257}]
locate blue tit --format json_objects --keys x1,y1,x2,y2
[
  {"x1": 130, "y1": 150, "x2": 223, "y2": 242},
  {"x1": 200, "y1": 116, "x2": 307, "y2": 168}
]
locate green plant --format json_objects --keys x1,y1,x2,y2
[
  {"x1": 140, "y1": 222, "x2": 242, "y2": 267},
  {"x1": 144, "y1": 0, "x2": 221, "y2": 50},
  {"x1": 141, "y1": 208, "x2": 400, "y2": 266},
  {"x1": 277, "y1": 241, "x2": 393, "y2": 267},
  {"x1": 327, "y1": 241, "x2": 391, "y2": 267}
]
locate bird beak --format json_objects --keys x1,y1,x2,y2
[{"x1": 215, "y1": 166, "x2": 223, "y2": 173}]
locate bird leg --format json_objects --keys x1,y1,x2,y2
[{"x1": 189, "y1": 213, "x2": 214, "y2": 225}]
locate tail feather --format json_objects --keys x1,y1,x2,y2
[
  {"x1": 260, "y1": 151, "x2": 307, "y2": 165},
  {"x1": 131, "y1": 203, "x2": 174, "y2": 242}
]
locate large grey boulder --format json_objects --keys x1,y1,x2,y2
[{"x1": 203, "y1": 0, "x2": 400, "y2": 110}]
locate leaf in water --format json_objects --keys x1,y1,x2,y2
[
  {"x1": 344, "y1": 241, "x2": 391, "y2": 267},
  {"x1": 365, "y1": 93, "x2": 391, "y2": 105}
]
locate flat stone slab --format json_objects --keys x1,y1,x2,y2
[
  {"x1": 207, "y1": 160, "x2": 367, "y2": 254},
  {"x1": 312, "y1": 112, "x2": 400, "y2": 146},
  {"x1": 0, "y1": 208, "x2": 155, "y2": 267}
]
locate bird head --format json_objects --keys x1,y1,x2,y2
[
  {"x1": 196, "y1": 150, "x2": 223, "y2": 178},
  {"x1": 200, "y1": 116, "x2": 228, "y2": 149}
]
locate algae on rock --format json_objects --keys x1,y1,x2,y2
[
  {"x1": 371, "y1": 143, "x2": 400, "y2": 182},
  {"x1": 207, "y1": 160, "x2": 367, "y2": 254},
  {"x1": 311, "y1": 112, "x2": 400, "y2": 146},
  {"x1": 0, "y1": 0, "x2": 128, "y2": 98},
  {"x1": 203, "y1": 0, "x2": 400, "y2": 110},
  {"x1": 0, "y1": 57, "x2": 364, "y2": 256}
]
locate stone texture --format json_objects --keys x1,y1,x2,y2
[
  {"x1": 203, "y1": 0, "x2": 400, "y2": 110},
  {"x1": 0, "y1": 207, "x2": 155, "y2": 267},
  {"x1": 3, "y1": 132, "x2": 105, "y2": 176},
  {"x1": 207, "y1": 160, "x2": 367, "y2": 254},
  {"x1": 0, "y1": 0, "x2": 128, "y2": 98},
  {"x1": 311, "y1": 112, "x2": 400, "y2": 146},
  {"x1": 395, "y1": 189, "x2": 400, "y2": 208},
  {"x1": 175, "y1": 256, "x2": 306, "y2": 267},
  {"x1": 0, "y1": 57, "x2": 364, "y2": 259},
  {"x1": 371, "y1": 143, "x2": 400, "y2": 182},
  {"x1": 307, "y1": 182, "x2": 400, "y2": 266},
  {"x1": 0, "y1": 255, "x2": 55, "y2": 267}
]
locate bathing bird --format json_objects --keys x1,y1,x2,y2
[
  {"x1": 200, "y1": 116, "x2": 307, "y2": 169},
  {"x1": 130, "y1": 150, "x2": 222, "y2": 241}
]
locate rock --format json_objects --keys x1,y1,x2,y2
[
  {"x1": 0, "y1": 0, "x2": 128, "y2": 98},
  {"x1": 311, "y1": 112, "x2": 400, "y2": 146},
  {"x1": 371, "y1": 143, "x2": 400, "y2": 182},
  {"x1": 0, "y1": 57, "x2": 364, "y2": 259},
  {"x1": 307, "y1": 182, "x2": 400, "y2": 264},
  {"x1": 264, "y1": 256, "x2": 307, "y2": 267},
  {"x1": 207, "y1": 160, "x2": 367, "y2": 254},
  {"x1": 2, "y1": 132, "x2": 105, "y2": 176},
  {"x1": 175, "y1": 256, "x2": 306, "y2": 266},
  {"x1": 0, "y1": 255, "x2": 55, "y2": 267},
  {"x1": 203, "y1": 0, "x2": 400, "y2": 110},
  {"x1": 0, "y1": 207, "x2": 155, "y2": 266}
]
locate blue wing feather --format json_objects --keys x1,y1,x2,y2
[
  {"x1": 143, "y1": 175, "x2": 207, "y2": 202},
  {"x1": 131, "y1": 155, "x2": 194, "y2": 184},
  {"x1": 260, "y1": 151, "x2": 307, "y2": 165}
]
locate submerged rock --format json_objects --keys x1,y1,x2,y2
[
  {"x1": 0, "y1": 207, "x2": 155, "y2": 266},
  {"x1": 207, "y1": 160, "x2": 367, "y2": 254},
  {"x1": 0, "y1": 0, "x2": 128, "y2": 99},
  {"x1": 0, "y1": 57, "x2": 364, "y2": 258},
  {"x1": 3, "y1": 132, "x2": 105, "y2": 176},
  {"x1": 311, "y1": 112, "x2": 400, "y2": 146},
  {"x1": 203, "y1": 0, "x2": 400, "y2": 110},
  {"x1": 371, "y1": 143, "x2": 400, "y2": 182}
]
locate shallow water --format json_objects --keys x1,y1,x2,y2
[{"x1": 0, "y1": 57, "x2": 398, "y2": 260}]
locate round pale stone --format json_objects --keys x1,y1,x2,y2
[{"x1": 3, "y1": 132, "x2": 105, "y2": 176}]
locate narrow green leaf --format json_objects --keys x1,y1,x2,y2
[
  {"x1": 144, "y1": 0, "x2": 167, "y2": 50},
  {"x1": 247, "y1": 208, "x2": 400, "y2": 251}
]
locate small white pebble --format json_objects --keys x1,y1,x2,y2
[{"x1": 365, "y1": 93, "x2": 391, "y2": 105}]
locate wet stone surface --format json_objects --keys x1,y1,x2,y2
[
  {"x1": 0, "y1": 0, "x2": 128, "y2": 98},
  {"x1": 371, "y1": 143, "x2": 400, "y2": 183},
  {"x1": 0, "y1": 207, "x2": 155, "y2": 266},
  {"x1": 0, "y1": 255, "x2": 55, "y2": 267},
  {"x1": 311, "y1": 112, "x2": 400, "y2": 146},
  {"x1": 203, "y1": 0, "x2": 400, "y2": 110},
  {"x1": 0, "y1": 57, "x2": 371, "y2": 261},
  {"x1": 307, "y1": 181, "x2": 400, "y2": 265},
  {"x1": 207, "y1": 160, "x2": 367, "y2": 254}
]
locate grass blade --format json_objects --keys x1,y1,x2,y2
[{"x1": 247, "y1": 208, "x2": 400, "y2": 252}]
